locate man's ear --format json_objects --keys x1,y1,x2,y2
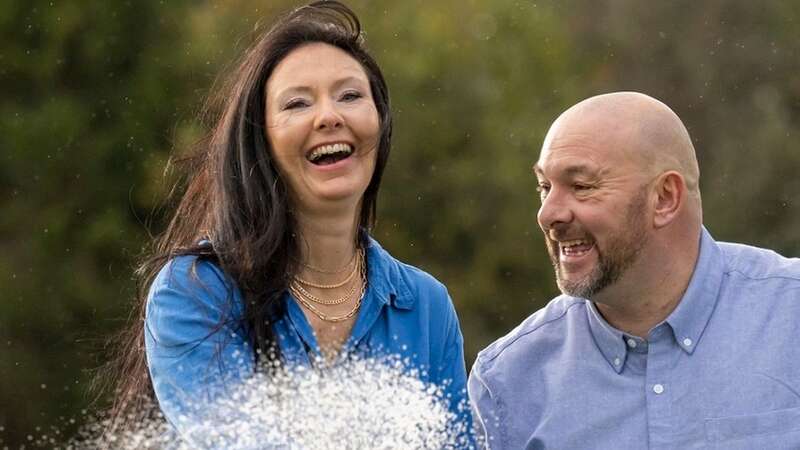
[{"x1": 652, "y1": 171, "x2": 685, "y2": 228}]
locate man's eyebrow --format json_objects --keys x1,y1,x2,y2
[
  {"x1": 532, "y1": 163, "x2": 597, "y2": 178},
  {"x1": 563, "y1": 164, "x2": 596, "y2": 177}
]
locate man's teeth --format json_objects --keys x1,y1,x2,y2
[
  {"x1": 308, "y1": 143, "x2": 353, "y2": 161},
  {"x1": 560, "y1": 239, "x2": 593, "y2": 256}
]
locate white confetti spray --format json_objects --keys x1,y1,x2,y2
[{"x1": 63, "y1": 356, "x2": 478, "y2": 449}]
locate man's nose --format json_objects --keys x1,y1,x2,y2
[
  {"x1": 314, "y1": 99, "x2": 344, "y2": 131},
  {"x1": 537, "y1": 189, "x2": 574, "y2": 233}
]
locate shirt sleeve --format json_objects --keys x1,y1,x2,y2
[
  {"x1": 144, "y1": 256, "x2": 254, "y2": 429},
  {"x1": 468, "y1": 357, "x2": 502, "y2": 449},
  {"x1": 434, "y1": 289, "x2": 476, "y2": 446}
]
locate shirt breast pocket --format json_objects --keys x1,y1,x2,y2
[{"x1": 704, "y1": 406, "x2": 800, "y2": 450}]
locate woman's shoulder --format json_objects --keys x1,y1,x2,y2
[
  {"x1": 366, "y1": 237, "x2": 451, "y2": 308},
  {"x1": 148, "y1": 253, "x2": 241, "y2": 312},
  {"x1": 152, "y1": 253, "x2": 222, "y2": 284},
  {"x1": 394, "y1": 259, "x2": 447, "y2": 295}
]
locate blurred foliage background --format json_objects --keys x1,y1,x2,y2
[{"x1": 1, "y1": 0, "x2": 798, "y2": 446}]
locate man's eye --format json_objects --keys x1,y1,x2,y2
[
  {"x1": 574, "y1": 184, "x2": 593, "y2": 191},
  {"x1": 536, "y1": 184, "x2": 550, "y2": 196}
]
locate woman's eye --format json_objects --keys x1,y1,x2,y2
[
  {"x1": 283, "y1": 99, "x2": 309, "y2": 110},
  {"x1": 340, "y1": 91, "x2": 363, "y2": 102}
]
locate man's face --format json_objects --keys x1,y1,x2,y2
[{"x1": 534, "y1": 120, "x2": 652, "y2": 299}]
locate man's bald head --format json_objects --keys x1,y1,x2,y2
[
  {"x1": 545, "y1": 92, "x2": 701, "y2": 199},
  {"x1": 535, "y1": 92, "x2": 704, "y2": 311}
]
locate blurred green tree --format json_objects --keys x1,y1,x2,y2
[{"x1": 0, "y1": 0, "x2": 797, "y2": 446}]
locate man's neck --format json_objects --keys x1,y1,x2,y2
[
  {"x1": 593, "y1": 289, "x2": 684, "y2": 338},
  {"x1": 592, "y1": 234, "x2": 700, "y2": 339}
]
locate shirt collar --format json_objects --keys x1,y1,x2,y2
[
  {"x1": 663, "y1": 226, "x2": 725, "y2": 355},
  {"x1": 586, "y1": 300, "x2": 629, "y2": 373},
  {"x1": 587, "y1": 226, "x2": 725, "y2": 372},
  {"x1": 363, "y1": 235, "x2": 415, "y2": 310}
]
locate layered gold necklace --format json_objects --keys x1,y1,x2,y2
[{"x1": 290, "y1": 248, "x2": 366, "y2": 323}]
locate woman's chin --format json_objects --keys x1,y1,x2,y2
[{"x1": 300, "y1": 186, "x2": 367, "y2": 211}]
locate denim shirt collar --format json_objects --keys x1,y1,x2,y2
[
  {"x1": 281, "y1": 234, "x2": 416, "y2": 364},
  {"x1": 587, "y1": 226, "x2": 724, "y2": 373},
  {"x1": 363, "y1": 236, "x2": 415, "y2": 310}
]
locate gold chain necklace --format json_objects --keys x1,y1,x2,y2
[
  {"x1": 291, "y1": 285, "x2": 364, "y2": 323},
  {"x1": 290, "y1": 250, "x2": 363, "y2": 304},
  {"x1": 290, "y1": 254, "x2": 367, "y2": 323},
  {"x1": 294, "y1": 249, "x2": 362, "y2": 289},
  {"x1": 291, "y1": 277, "x2": 358, "y2": 305},
  {"x1": 298, "y1": 249, "x2": 357, "y2": 274}
]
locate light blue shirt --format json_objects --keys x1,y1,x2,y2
[
  {"x1": 145, "y1": 236, "x2": 469, "y2": 432},
  {"x1": 469, "y1": 227, "x2": 800, "y2": 449}
]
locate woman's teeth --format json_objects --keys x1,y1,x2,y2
[{"x1": 307, "y1": 143, "x2": 354, "y2": 164}]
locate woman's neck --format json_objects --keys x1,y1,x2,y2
[{"x1": 294, "y1": 203, "x2": 361, "y2": 274}]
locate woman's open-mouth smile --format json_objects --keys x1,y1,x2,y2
[{"x1": 306, "y1": 142, "x2": 355, "y2": 170}]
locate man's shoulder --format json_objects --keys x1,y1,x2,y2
[
  {"x1": 719, "y1": 240, "x2": 800, "y2": 283},
  {"x1": 475, "y1": 295, "x2": 586, "y2": 369}
]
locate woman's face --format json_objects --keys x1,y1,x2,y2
[{"x1": 265, "y1": 42, "x2": 380, "y2": 215}]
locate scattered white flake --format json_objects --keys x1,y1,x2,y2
[{"x1": 56, "y1": 356, "x2": 478, "y2": 449}]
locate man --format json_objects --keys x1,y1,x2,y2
[{"x1": 468, "y1": 92, "x2": 800, "y2": 449}]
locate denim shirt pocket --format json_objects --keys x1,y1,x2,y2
[{"x1": 704, "y1": 406, "x2": 800, "y2": 449}]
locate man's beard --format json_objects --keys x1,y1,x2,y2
[{"x1": 546, "y1": 190, "x2": 649, "y2": 299}]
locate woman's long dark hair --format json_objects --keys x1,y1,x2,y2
[{"x1": 99, "y1": 0, "x2": 392, "y2": 425}]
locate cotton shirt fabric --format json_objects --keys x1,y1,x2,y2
[
  {"x1": 145, "y1": 236, "x2": 469, "y2": 431},
  {"x1": 469, "y1": 227, "x2": 800, "y2": 449}
]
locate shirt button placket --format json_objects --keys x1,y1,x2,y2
[{"x1": 644, "y1": 326, "x2": 675, "y2": 450}]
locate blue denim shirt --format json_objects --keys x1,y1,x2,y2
[
  {"x1": 145, "y1": 237, "x2": 469, "y2": 432},
  {"x1": 469, "y1": 227, "x2": 800, "y2": 449}
]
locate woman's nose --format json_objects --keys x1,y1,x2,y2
[{"x1": 314, "y1": 100, "x2": 344, "y2": 131}]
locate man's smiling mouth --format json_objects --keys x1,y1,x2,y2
[{"x1": 559, "y1": 239, "x2": 595, "y2": 257}]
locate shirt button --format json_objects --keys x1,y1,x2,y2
[
  {"x1": 653, "y1": 384, "x2": 665, "y2": 394},
  {"x1": 626, "y1": 338, "x2": 637, "y2": 348},
  {"x1": 614, "y1": 357, "x2": 621, "y2": 366},
  {"x1": 683, "y1": 338, "x2": 693, "y2": 347}
]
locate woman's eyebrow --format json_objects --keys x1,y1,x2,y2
[{"x1": 273, "y1": 76, "x2": 369, "y2": 102}]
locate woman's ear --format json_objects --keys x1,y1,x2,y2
[{"x1": 652, "y1": 171, "x2": 685, "y2": 228}]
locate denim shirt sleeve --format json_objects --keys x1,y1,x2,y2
[
  {"x1": 144, "y1": 256, "x2": 253, "y2": 427},
  {"x1": 438, "y1": 293, "x2": 469, "y2": 409},
  {"x1": 426, "y1": 286, "x2": 475, "y2": 444}
]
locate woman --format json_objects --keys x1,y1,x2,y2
[{"x1": 106, "y1": 0, "x2": 469, "y2": 439}]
